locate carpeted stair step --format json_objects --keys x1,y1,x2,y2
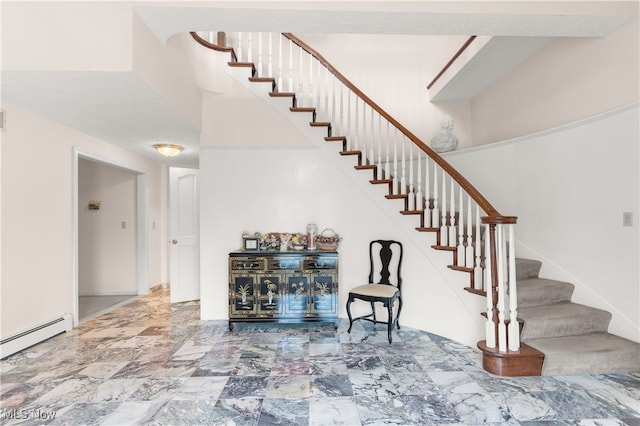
[
  {"x1": 525, "y1": 332, "x2": 640, "y2": 375},
  {"x1": 517, "y1": 278, "x2": 575, "y2": 308},
  {"x1": 515, "y1": 258, "x2": 542, "y2": 280},
  {"x1": 519, "y1": 301, "x2": 611, "y2": 340}
]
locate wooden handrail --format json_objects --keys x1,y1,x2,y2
[
  {"x1": 427, "y1": 36, "x2": 477, "y2": 90},
  {"x1": 190, "y1": 31, "x2": 237, "y2": 62},
  {"x1": 282, "y1": 33, "x2": 513, "y2": 225}
]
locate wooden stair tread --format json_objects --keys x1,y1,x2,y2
[
  {"x1": 355, "y1": 165, "x2": 376, "y2": 170},
  {"x1": 464, "y1": 287, "x2": 486, "y2": 296},
  {"x1": 290, "y1": 107, "x2": 315, "y2": 113},
  {"x1": 432, "y1": 245, "x2": 456, "y2": 251},
  {"x1": 325, "y1": 136, "x2": 345, "y2": 141},
  {"x1": 249, "y1": 77, "x2": 275, "y2": 83},
  {"x1": 401, "y1": 210, "x2": 423, "y2": 215},
  {"x1": 269, "y1": 92, "x2": 295, "y2": 97},
  {"x1": 416, "y1": 227, "x2": 439, "y2": 232},
  {"x1": 449, "y1": 265, "x2": 473, "y2": 273}
]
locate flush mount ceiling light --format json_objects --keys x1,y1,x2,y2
[{"x1": 153, "y1": 144, "x2": 184, "y2": 157}]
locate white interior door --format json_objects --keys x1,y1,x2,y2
[{"x1": 169, "y1": 167, "x2": 200, "y2": 303}]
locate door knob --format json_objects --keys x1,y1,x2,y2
[{"x1": 171, "y1": 239, "x2": 178, "y2": 244}]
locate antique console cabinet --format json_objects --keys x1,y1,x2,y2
[{"x1": 228, "y1": 251, "x2": 338, "y2": 329}]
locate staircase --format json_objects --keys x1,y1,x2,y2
[
  {"x1": 516, "y1": 258, "x2": 639, "y2": 375},
  {"x1": 191, "y1": 31, "x2": 639, "y2": 376}
]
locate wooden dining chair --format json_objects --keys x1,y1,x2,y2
[{"x1": 346, "y1": 240, "x2": 403, "y2": 343}]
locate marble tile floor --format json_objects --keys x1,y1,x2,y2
[
  {"x1": 1, "y1": 287, "x2": 639, "y2": 426},
  {"x1": 79, "y1": 295, "x2": 138, "y2": 322}
]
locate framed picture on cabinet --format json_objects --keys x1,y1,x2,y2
[{"x1": 243, "y1": 237, "x2": 259, "y2": 251}]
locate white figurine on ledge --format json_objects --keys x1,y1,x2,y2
[{"x1": 431, "y1": 114, "x2": 458, "y2": 153}]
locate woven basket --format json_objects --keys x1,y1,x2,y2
[{"x1": 316, "y1": 229, "x2": 341, "y2": 251}]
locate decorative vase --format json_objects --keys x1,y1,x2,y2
[{"x1": 307, "y1": 223, "x2": 317, "y2": 250}]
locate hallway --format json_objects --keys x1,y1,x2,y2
[{"x1": 1, "y1": 288, "x2": 638, "y2": 425}]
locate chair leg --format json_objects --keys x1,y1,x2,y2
[
  {"x1": 370, "y1": 301, "x2": 376, "y2": 324},
  {"x1": 387, "y1": 302, "x2": 393, "y2": 344},
  {"x1": 347, "y1": 297, "x2": 353, "y2": 333},
  {"x1": 396, "y1": 296, "x2": 402, "y2": 330}
]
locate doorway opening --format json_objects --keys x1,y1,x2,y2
[{"x1": 73, "y1": 149, "x2": 148, "y2": 325}]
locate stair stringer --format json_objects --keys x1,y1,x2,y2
[{"x1": 224, "y1": 64, "x2": 488, "y2": 348}]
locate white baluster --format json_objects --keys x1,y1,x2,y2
[
  {"x1": 400, "y1": 135, "x2": 407, "y2": 196},
  {"x1": 288, "y1": 39, "x2": 293, "y2": 92},
  {"x1": 338, "y1": 82, "x2": 344, "y2": 137},
  {"x1": 393, "y1": 128, "x2": 399, "y2": 195},
  {"x1": 324, "y1": 68, "x2": 329, "y2": 119},
  {"x1": 507, "y1": 224, "x2": 520, "y2": 351},
  {"x1": 465, "y1": 196, "x2": 474, "y2": 267},
  {"x1": 416, "y1": 151, "x2": 423, "y2": 211},
  {"x1": 432, "y1": 166, "x2": 439, "y2": 229},
  {"x1": 346, "y1": 89, "x2": 352, "y2": 151},
  {"x1": 377, "y1": 114, "x2": 382, "y2": 179},
  {"x1": 425, "y1": 157, "x2": 431, "y2": 226},
  {"x1": 247, "y1": 32, "x2": 253, "y2": 64},
  {"x1": 298, "y1": 46, "x2": 304, "y2": 104},
  {"x1": 385, "y1": 122, "x2": 391, "y2": 180},
  {"x1": 449, "y1": 180, "x2": 457, "y2": 246},
  {"x1": 484, "y1": 224, "x2": 496, "y2": 348},
  {"x1": 440, "y1": 170, "x2": 448, "y2": 245},
  {"x1": 457, "y1": 189, "x2": 465, "y2": 266},
  {"x1": 277, "y1": 35, "x2": 283, "y2": 91},
  {"x1": 316, "y1": 60, "x2": 321, "y2": 116},
  {"x1": 308, "y1": 55, "x2": 314, "y2": 107},
  {"x1": 362, "y1": 104, "x2": 368, "y2": 164},
  {"x1": 354, "y1": 97, "x2": 359, "y2": 153},
  {"x1": 257, "y1": 32, "x2": 263, "y2": 77},
  {"x1": 369, "y1": 107, "x2": 374, "y2": 167},
  {"x1": 497, "y1": 225, "x2": 507, "y2": 352},
  {"x1": 474, "y1": 206, "x2": 483, "y2": 291},
  {"x1": 238, "y1": 32, "x2": 243, "y2": 62},
  {"x1": 268, "y1": 33, "x2": 273, "y2": 78},
  {"x1": 332, "y1": 75, "x2": 337, "y2": 126},
  {"x1": 408, "y1": 143, "x2": 415, "y2": 211}
]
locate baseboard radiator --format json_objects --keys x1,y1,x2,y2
[{"x1": 1, "y1": 314, "x2": 73, "y2": 359}]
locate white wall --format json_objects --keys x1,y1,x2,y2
[
  {"x1": 199, "y1": 146, "x2": 487, "y2": 347},
  {"x1": 0, "y1": 103, "x2": 168, "y2": 338},
  {"x1": 299, "y1": 34, "x2": 474, "y2": 150},
  {"x1": 472, "y1": 19, "x2": 639, "y2": 146},
  {"x1": 78, "y1": 159, "x2": 138, "y2": 296},
  {"x1": 133, "y1": 15, "x2": 203, "y2": 131},
  {"x1": 446, "y1": 104, "x2": 640, "y2": 342}
]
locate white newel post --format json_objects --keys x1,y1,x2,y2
[
  {"x1": 496, "y1": 225, "x2": 507, "y2": 352},
  {"x1": 484, "y1": 223, "x2": 496, "y2": 348},
  {"x1": 507, "y1": 224, "x2": 520, "y2": 351}
]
